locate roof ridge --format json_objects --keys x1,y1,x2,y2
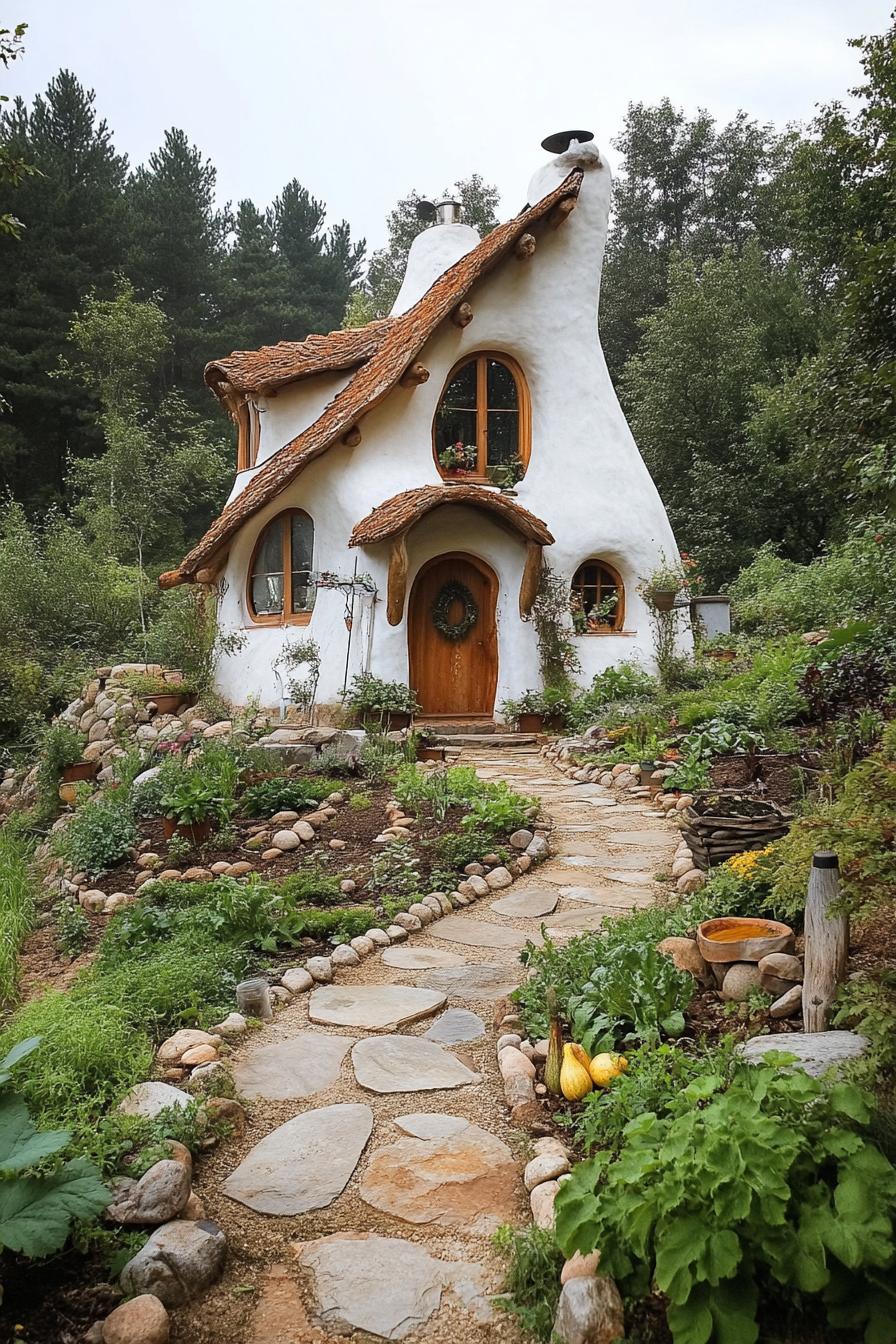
[{"x1": 161, "y1": 168, "x2": 582, "y2": 589}]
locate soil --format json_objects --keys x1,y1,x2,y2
[
  {"x1": 0, "y1": 1250, "x2": 119, "y2": 1344},
  {"x1": 709, "y1": 751, "x2": 821, "y2": 806}
]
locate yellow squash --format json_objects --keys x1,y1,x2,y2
[
  {"x1": 560, "y1": 1043, "x2": 593, "y2": 1100},
  {"x1": 589, "y1": 1052, "x2": 629, "y2": 1088}
]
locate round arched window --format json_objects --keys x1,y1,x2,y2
[
  {"x1": 570, "y1": 560, "x2": 625, "y2": 633},
  {"x1": 247, "y1": 510, "x2": 315, "y2": 624},
  {"x1": 433, "y1": 352, "x2": 530, "y2": 484}
]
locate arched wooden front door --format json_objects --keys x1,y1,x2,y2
[{"x1": 408, "y1": 553, "x2": 498, "y2": 716}]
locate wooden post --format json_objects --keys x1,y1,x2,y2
[
  {"x1": 450, "y1": 302, "x2": 473, "y2": 328},
  {"x1": 514, "y1": 233, "x2": 536, "y2": 260},
  {"x1": 399, "y1": 362, "x2": 430, "y2": 388},
  {"x1": 386, "y1": 532, "x2": 409, "y2": 626},
  {"x1": 341, "y1": 425, "x2": 362, "y2": 447},
  {"x1": 802, "y1": 851, "x2": 849, "y2": 1033}
]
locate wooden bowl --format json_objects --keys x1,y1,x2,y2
[{"x1": 697, "y1": 916, "x2": 795, "y2": 964}]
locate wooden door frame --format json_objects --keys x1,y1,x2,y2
[{"x1": 408, "y1": 551, "x2": 499, "y2": 716}]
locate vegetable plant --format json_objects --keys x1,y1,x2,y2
[
  {"x1": 555, "y1": 1059, "x2": 896, "y2": 1344},
  {"x1": 159, "y1": 775, "x2": 227, "y2": 826},
  {"x1": 239, "y1": 777, "x2": 337, "y2": 818},
  {"x1": 54, "y1": 798, "x2": 137, "y2": 877},
  {"x1": 568, "y1": 941, "x2": 694, "y2": 1052}
]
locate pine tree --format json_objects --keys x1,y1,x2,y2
[{"x1": 0, "y1": 70, "x2": 128, "y2": 505}]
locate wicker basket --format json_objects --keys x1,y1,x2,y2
[{"x1": 680, "y1": 791, "x2": 794, "y2": 871}]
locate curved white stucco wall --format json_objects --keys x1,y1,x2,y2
[
  {"x1": 214, "y1": 138, "x2": 687, "y2": 713},
  {"x1": 391, "y1": 222, "x2": 481, "y2": 315}
]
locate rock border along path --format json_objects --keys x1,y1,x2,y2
[{"x1": 178, "y1": 746, "x2": 679, "y2": 1344}]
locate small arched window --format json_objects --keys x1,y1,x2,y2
[
  {"x1": 433, "y1": 352, "x2": 530, "y2": 483},
  {"x1": 247, "y1": 510, "x2": 315, "y2": 624},
  {"x1": 236, "y1": 400, "x2": 261, "y2": 472},
  {"x1": 570, "y1": 560, "x2": 625, "y2": 633}
]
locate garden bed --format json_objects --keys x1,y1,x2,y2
[{"x1": 709, "y1": 750, "x2": 820, "y2": 806}]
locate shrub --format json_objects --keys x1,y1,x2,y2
[
  {"x1": 344, "y1": 674, "x2": 420, "y2": 719},
  {"x1": 35, "y1": 721, "x2": 86, "y2": 809},
  {"x1": 277, "y1": 868, "x2": 344, "y2": 907},
  {"x1": 159, "y1": 774, "x2": 227, "y2": 827},
  {"x1": 55, "y1": 798, "x2": 137, "y2": 877},
  {"x1": 369, "y1": 840, "x2": 422, "y2": 903},
  {"x1": 555, "y1": 1059, "x2": 896, "y2": 1344},
  {"x1": 358, "y1": 733, "x2": 405, "y2": 783},
  {"x1": 144, "y1": 586, "x2": 245, "y2": 696},
  {"x1": 240, "y1": 777, "x2": 336, "y2": 818}
]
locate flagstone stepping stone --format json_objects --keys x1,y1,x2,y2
[
  {"x1": 360, "y1": 1121, "x2": 518, "y2": 1232},
  {"x1": 308, "y1": 984, "x2": 446, "y2": 1031},
  {"x1": 608, "y1": 829, "x2": 677, "y2": 847},
  {"x1": 296, "y1": 1233, "x2": 491, "y2": 1339},
  {"x1": 221, "y1": 1102, "x2": 373, "y2": 1214},
  {"x1": 429, "y1": 914, "x2": 527, "y2": 949},
  {"x1": 381, "y1": 945, "x2": 465, "y2": 970},
  {"x1": 351, "y1": 1035, "x2": 480, "y2": 1093},
  {"x1": 424, "y1": 1008, "x2": 486, "y2": 1044},
  {"x1": 490, "y1": 886, "x2": 559, "y2": 918},
  {"x1": 394, "y1": 1112, "x2": 470, "y2": 1139},
  {"x1": 231, "y1": 1033, "x2": 355, "y2": 1101},
  {"x1": 558, "y1": 884, "x2": 656, "y2": 907},
  {"x1": 418, "y1": 964, "x2": 523, "y2": 1002},
  {"x1": 571, "y1": 850, "x2": 662, "y2": 870},
  {"x1": 553, "y1": 784, "x2": 608, "y2": 799},
  {"x1": 544, "y1": 907, "x2": 626, "y2": 931},
  {"x1": 602, "y1": 869, "x2": 663, "y2": 886}
]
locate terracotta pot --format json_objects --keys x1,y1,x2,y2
[
  {"x1": 144, "y1": 692, "x2": 184, "y2": 715},
  {"x1": 542, "y1": 714, "x2": 566, "y2": 733},
  {"x1": 649, "y1": 588, "x2": 678, "y2": 613},
  {"x1": 417, "y1": 745, "x2": 445, "y2": 762},
  {"x1": 162, "y1": 816, "x2": 212, "y2": 848},
  {"x1": 57, "y1": 780, "x2": 80, "y2": 806},
  {"x1": 517, "y1": 712, "x2": 545, "y2": 734},
  {"x1": 697, "y1": 916, "x2": 795, "y2": 965},
  {"x1": 62, "y1": 759, "x2": 97, "y2": 784},
  {"x1": 706, "y1": 648, "x2": 736, "y2": 663}
]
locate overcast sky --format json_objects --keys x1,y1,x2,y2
[{"x1": 6, "y1": 0, "x2": 890, "y2": 252}]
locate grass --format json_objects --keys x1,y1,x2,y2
[
  {"x1": 0, "y1": 816, "x2": 39, "y2": 1005},
  {"x1": 493, "y1": 1224, "x2": 564, "y2": 1341}
]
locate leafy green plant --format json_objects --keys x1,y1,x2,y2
[
  {"x1": 568, "y1": 941, "x2": 694, "y2": 1052},
  {"x1": 159, "y1": 774, "x2": 227, "y2": 826},
  {"x1": 680, "y1": 718, "x2": 764, "y2": 759},
  {"x1": 358, "y1": 732, "x2": 405, "y2": 784},
  {"x1": 493, "y1": 1223, "x2": 564, "y2": 1341},
  {"x1": 344, "y1": 673, "x2": 420, "y2": 719},
  {"x1": 54, "y1": 798, "x2": 137, "y2": 877},
  {"x1": 461, "y1": 785, "x2": 535, "y2": 839},
  {"x1": 349, "y1": 791, "x2": 371, "y2": 810},
  {"x1": 36, "y1": 721, "x2": 86, "y2": 806},
  {"x1": 0, "y1": 1037, "x2": 109, "y2": 1264},
  {"x1": 662, "y1": 756, "x2": 711, "y2": 793},
  {"x1": 555, "y1": 1059, "x2": 896, "y2": 1344},
  {"x1": 369, "y1": 839, "x2": 422, "y2": 903},
  {"x1": 239, "y1": 777, "x2": 331, "y2": 818},
  {"x1": 55, "y1": 901, "x2": 91, "y2": 959},
  {"x1": 569, "y1": 1042, "x2": 735, "y2": 1157},
  {"x1": 277, "y1": 868, "x2": 344, "y2": 908},
  {"x1": 165, "y1": 833, "x2": 192, "y2": 864}
]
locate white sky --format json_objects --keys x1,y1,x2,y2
[{"x1": 6, "y1": 0, "x2": 890, "y2": 251}]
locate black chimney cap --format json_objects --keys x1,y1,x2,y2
[
  {"x1": 415, "y1": 199, "x2": 437, "y2": 222},
  {"x1": 541, "y1": 129, "x2": 595, "y2": 154}
]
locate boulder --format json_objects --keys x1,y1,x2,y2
[
  {"x1": 657, "y1": 936, "x2": 711, "y2": 984},
  {"x1": 281, "y1": 967, "x2": 314, "y2": 994},
  {"x1": 101, "y1": 1294, "x2": 170, "y2": 1344},
  {"x1": 485, "y1": 866, "x2": 513, "y2": 890},
  {"x1": 770, "y1": 984, "x2": 803, "y2": 1018},
  {"x1": 117, "y1": 1082, "x2": 190, "y2": 1120},
  {"x1": 561, "y1": 1250, "x2": 602, "y2": 1284},
  {"x1": 156, "y1": 1030, "x2": 220, "y2": 1065},
  {"x1": 510, "y1": 829, "x2": 534, "y2": 850},
  {"x1": 720, "y1": 962, "x2": 764, "y2": 1002},
  {"x1": 737, "y1": 1030, "x2": 868, "y2": 1077},
  {"x1": 106, "y1": 1159, "x2": 191, "y2": 1225},
  {"x1": 524, "y1": 1152, "x2": 570, "y2": 1190},
  {"x1": 530, "y1": 1180, "x2": 560, "y2": 1229},
  {"x1": 553, "y1": 1276, "x2": 625, "y2": 1344},
  {"x1": 119, "y1": 1219, "x2": 227, "y2": 1307},
  {"x1": 758, "y1": 952, "x2": 803, "y2": 997}
]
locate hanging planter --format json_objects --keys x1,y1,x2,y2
[{"x1": 648, "y1": 588, "x2": 678, "y2": 612}]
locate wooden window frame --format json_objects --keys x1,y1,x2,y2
[
  {"x1": 236, "y1": 400, "x2": 261, "y2": 472},
  {"x1": 246, "y1": 508, "x2": 315, "y2": 627},
  {"x1": 432, "y1": 351, "x2": 531, "y2": 484},
  {"x1": 570, "y1": 559, "x2": 626, "y2": 634}
]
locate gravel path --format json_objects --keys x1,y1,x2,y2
[{"x1": 176, "y1": 748, "x2": 678, "y2": 1343}]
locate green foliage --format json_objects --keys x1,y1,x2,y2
[
  {"x1": 763, "y1": 721, "x2": 896, "y2": 919},
  {"x1": 555, "y1": 1060, "x2": 896, "y2": 1344},
  {"x1": 834, "y1": 972, "x2": 896, "y2": 1077},
  {"x1": 662, "y1": 756, "x2": 711, "y2": 793},
  {"x1": 531, "y1": 564, "x2": 580, "y2": 693},
  {"x1": 568, "y1": 663, "x2": 659, "y2": 731},
  {"x1": 568, "y1": 941, "x2": 694, "y2": 1053},
  {"x1": 276, "y1": 868, "x2": 344, "y2": 908},
  {"x1": 35, "y1": 721, "x2": 85, "y2": 806},
  {"x1": 681, "y1": 718, "x2": 764, "y2": 759},
  {"x1": 492, "y1": 1223, "x2": 564, "y2": 1341},
  {"x1": 429, "y1": 826, "x2": 498, "y2": 873},
  {"x1": 369, "y1": 840, "x2": 422, "y2": 904},
  {"x1": 358, "y1": 732, "x2": 406, "y2": 784},
  {"x1": 0, "y1": 1037, "x2": 109, "y2": 1263},
  {"x1": 159, "y1": 774, "x2": 227, "y2": 826},
  {"x1": 0, "y1": 818, "x2": 37, "y2": 1003},
  {"x1": 55, "y1": 901, "x2": 91, "y2": 959},
  {"x1": 392, "y1": 764, "x2": 534, "y2": 838},
  {"x1": 239, "y1": 776, "x2": 336, "y2": 818},
  {"x1": 344, "y1": 674, "x2": 420, "y2": 718},
  {"x1": 569, "y1": 1042, "x2": 734, "y2": 1157},
  {"x1": 145, "y1": 587, "x2": 246, "y2": 698},
  {"x1": 54, "y1": 797, "x2": 137, "y2": 877}
]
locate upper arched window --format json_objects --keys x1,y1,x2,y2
[
  {"x1": 433, "y1": 353, "x2": 530, "y2": 484},
  {"x1": 570, "y1": 560, "x2": 625, "y2": 633},
  {"x1": 236, "y1": 400, "x2": 261, "y2": 472},
  {"x1": 247, "y1": 510, "x2": 315, "y2": 624}
]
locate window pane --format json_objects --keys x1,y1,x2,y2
[
  {"x1": 290, "y1": 513, "x2": 314, "y2": 574},
  {"x1": 486, "y1": 410, "x2": 519, "y2": 466},
  {"x1": 487, "y1": 359, "x2": 518, "y2": 410},
  {"x1": 251, "y1": 521, "x2": 284, "y2": 615},
  {"x1": 435, "y1": 407, "x2": 478, "y2": 463},
  {"x1": 291, "y1": 574, "x2": 315, "y2": 614},
  {"x1": 442, "y1": 360, "x2": 477, "y2": 408}
]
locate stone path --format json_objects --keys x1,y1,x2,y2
[{"x1": 180, "y1": 747, "x2": 679, "y2": 1344}]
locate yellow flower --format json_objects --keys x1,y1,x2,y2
[{"x1": 725, "y1": 847, "x2": 773, "y2": 880}]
